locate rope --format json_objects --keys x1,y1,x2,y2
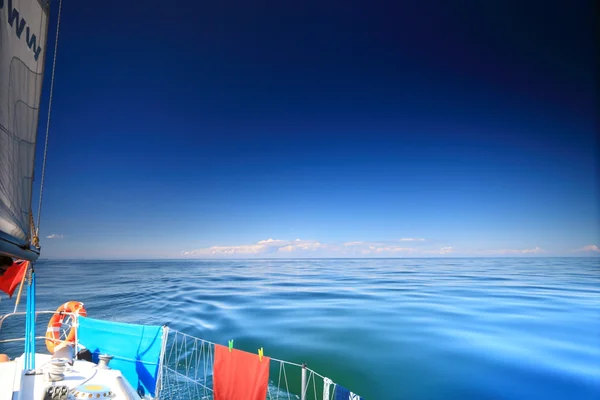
[{"x1": 36, "y1": 0, "x2": 63, "y2": 235}]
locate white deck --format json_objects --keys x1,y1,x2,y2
[{"x1": 0, "y1": 353, "x2": 140, "y2": 400}]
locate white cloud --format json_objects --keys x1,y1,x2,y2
[
  {"x1": 421, "y1": 246, "x2": 455, "y2": 255},
  {"x1": 182, "y1": 238, "x2": 325, "y2": 257},
  {"x1": 373, "y1": 246, "x2": 415, "y2": 254},
  {"x1": 183, "y1": 238, "x2": 575, "y2": 258},
  {"x1": 341, "y1": 241, "x2": 416, "y2": 255},
  {"x1": 479, "y1": 246, "x2": 544, "y2": 255},
  {"x1": 344, "y1": 241, "x2": 366, "y2": 247},
  {"x1": 46, "y1": 233, "x2": 64, "y2": 239},
  {"x1": 398, "y1": 238, "x2": 425, "y2": 242},
  {"x1": 183, "y1": 238, "x2": 436, "y2": 258},
  {"x1": 440, "y1": 246, "x2": 454, "y2": 254},
  {"x1": 573, "y1": 244, "x2": 600, "y2": 253}
]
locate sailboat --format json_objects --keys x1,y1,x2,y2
[{"x1": 0, "y1": 1, "x2": 365, "y2": 399}]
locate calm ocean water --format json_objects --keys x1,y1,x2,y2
[{"x1": 1, "y1": 258, "x2": 599, "y2": 399}]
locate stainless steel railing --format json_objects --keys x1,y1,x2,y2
[{"x1": 0, "y1": 310, "x2": 81, "y2": 353}]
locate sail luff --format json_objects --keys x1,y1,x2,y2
[{"x1": 0, "y1": 0, "x2": 50, "y2": 261}]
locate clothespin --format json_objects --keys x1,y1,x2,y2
[
  {"x1": 228, "y1": 340, "x2": 234, "y2": 352},
  {"x1": 258, "y1": 347, "x2": 264, "y2": 362}
]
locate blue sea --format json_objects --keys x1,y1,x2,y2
[{"x1": 1, "y1": 258, "x2": 599, "y2": 399}]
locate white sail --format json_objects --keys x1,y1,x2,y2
[{"x1": 0, "y1": 0, "x2": 49, "y2": 259}]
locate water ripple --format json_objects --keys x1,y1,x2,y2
[{"x1": 1, "y1": 257, "x2": 599, "y2": 399}]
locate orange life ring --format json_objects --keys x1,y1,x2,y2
[{"x1": 45, "y1": 301, "x2": 87, "y2": 354}]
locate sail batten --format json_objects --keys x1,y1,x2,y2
[{"x1": 0, "y1": 0, "x2": 49, "y2": 260}]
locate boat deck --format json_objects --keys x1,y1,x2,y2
[{"x1": 0, "y1": 353, "x2": 139, "y2": 400}]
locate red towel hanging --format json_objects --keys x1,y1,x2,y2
[{"x1": 213, "y1": 343, "x2": 270, "y2": 400}]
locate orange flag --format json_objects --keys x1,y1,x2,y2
[
  {"x1": 0, "y1": 260, "x2": 28, "y2": 297},
  {"x1": 213, "y1": 344, "x2": 270, "y2": 400}
]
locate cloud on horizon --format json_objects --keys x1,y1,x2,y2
[
  {"x1": 475, "y1": 246, "x2": 545, "y2": 256},
  {"x1": 46, "y1": 233, "x2": 64, "y2": 239},
  {"x1": 182, "y1": 240, "x2": 600, "y2": 258},
  {"x1": 181, "y1": 238, "x2": 324, "y2": 257},
  {"x1": 182, "y1": 238, "x2": 456, "y2": 258},
  {"x1": 572, "y1": 244, "x2": 600, "y2": 253}
]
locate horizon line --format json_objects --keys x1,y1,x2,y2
[{"x1": 37, "y1": 255, "x2": 600, "y2": 261}]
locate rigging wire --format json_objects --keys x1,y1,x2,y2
[{"x1": 36, "y1": 0, "x2": 64, "y2": 237}]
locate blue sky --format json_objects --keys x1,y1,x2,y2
[{"x1": 33, "y1": 0, "x2": 598, "y2": 258}]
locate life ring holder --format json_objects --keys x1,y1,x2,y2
[{"x1": 45, "y1": 301, "x2": 87, "y2": 354}]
